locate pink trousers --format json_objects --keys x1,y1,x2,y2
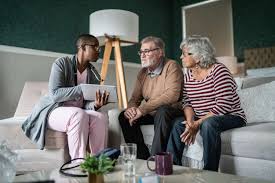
[{"x1": 48, "y1": 107, "x2": 108, "y2": 159}]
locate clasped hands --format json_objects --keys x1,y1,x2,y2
[
  {"x1": 180, "y1": 120, "x2": 200, "y2": 146},
  {"x1": 124, "y1": 107, "x2": 143, "y2": 126},
  {"x1": 94, "y1": 90, "x2": 109, "y2": 110}
]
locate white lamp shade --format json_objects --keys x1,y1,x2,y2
[
  {"x1": 216, "y1": 56, "x2": 238, "y2": 74},
  {"x1": 90, "y1": 9, "x2": 139, "y2": 46}
]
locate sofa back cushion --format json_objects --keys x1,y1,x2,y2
[
  {"x1": 238, "y1": 81, "x2": 275, "y2": 123},
  {"x1": 13, "y1": 62, "x2": 141, "y2": 118},
  {"x1": 14, "y1": 82, "x2": 49, "y2": 117},
  {"x1": 241, "y1": 76, "x2": 275, "y2": 89}
]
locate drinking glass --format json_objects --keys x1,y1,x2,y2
[{"x1": 120, "y1": 143, "x2": 137, "y2": 177}]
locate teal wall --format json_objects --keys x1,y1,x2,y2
[
  {"x1": 232, "y1": 0, "x2": 275, "y2": 62},
  {"x1": 173, "y1": 0, "x2": 275, "y2": 62},
  {"x1": 1, "y1": 0, "x2": 275, "y2": 63},
  {"x1": 0, "y1": 0, "x2": 173, "y2": 63}
]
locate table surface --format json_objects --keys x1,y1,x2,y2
[{"x1": 14, "y1": 159, "x2": 272, "y2": 183}]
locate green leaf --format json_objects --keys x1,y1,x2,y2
[{"x1": 80, "y1": 154, "x2": 115, "y2": 174}]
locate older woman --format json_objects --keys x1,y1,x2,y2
[
  {"x1": 22, "y1": 34, "x2": 109, "y2": 159},
  {"x1": 167, "y1": 36, "x2": 246, "y2": 171}
]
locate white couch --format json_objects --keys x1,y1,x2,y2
[
  {"x1": 220, "y1": 77, "x2": 275, "y2": 181},
  {"x1": 0, "y1": 61, "x2": 139, "y2": 174},
  {"x1": 0, "y1": 82, "x2": 121, "y2": 174},
  {"x1": 1, "y1": 62, "x2": 275, "y2": 181},
  {"x1": 109, "y1": 75, "x2": 275, "y2": 181}
]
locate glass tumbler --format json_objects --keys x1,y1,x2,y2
[{"x1": 120, "y1": 143, "x2": 137, "y2": 177}]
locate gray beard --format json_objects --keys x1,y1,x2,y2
[{"x1": 141, "y1": 59, "x2": 155, "y2": 68}]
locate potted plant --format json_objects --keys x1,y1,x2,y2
[{"x1": 80, "y1": 154, "x2": 115, "y2": 183}]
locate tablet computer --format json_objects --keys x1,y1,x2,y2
[{"x1": 81, "y1": 84, "x2": 117, "y2": 103}]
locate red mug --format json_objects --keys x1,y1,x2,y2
[{"x1": 147, "y1": 152, "x2": 173, "y2": 175}]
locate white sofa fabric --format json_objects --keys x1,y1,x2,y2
[
  {"x1": 238, "y1": 81, "x2": 275, "y2": 123},
  {"x1": 108, "y1": 76, "x2": 275, "y2": 181},
  {"x1": 219, "y1": 80, "x2": 275, "y2": 181},
  {"x1": 0, "y1": 61, "x2": 140, "y2": 174},
  {"x1": 0, "y1": 81, "x2": 124, "y2": 174},
  {"x1": 0, "y1": 82, "x2": 69, "y2": 174},
  {"x1": 221, "y1": 122, "x2": 275, "y2": 161},
  {"x1": 1, "y1": 60, "x2": 275, "y2": 181}
]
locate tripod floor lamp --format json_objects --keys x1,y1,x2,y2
[{"x1": 90, "y1": 9, "x2": 139, "y2": 109}]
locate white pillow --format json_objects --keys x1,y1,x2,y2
[
  {"x1": 238, "y1": 81, "x2": 275, "y2": 123},
  {"x1": 247, "y1": 67, "x2": 275, "y2": 77},
  {"x1": 234, "y1": 77, "x2": 243, "y2": 91}
]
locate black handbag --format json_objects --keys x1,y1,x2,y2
[{"x1": 95, "y1": 147, "x2": 121, "y2": 161}]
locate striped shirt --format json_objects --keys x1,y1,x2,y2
[{"x1": 182, "y1": 63, "x2": 246, "y2": 122}]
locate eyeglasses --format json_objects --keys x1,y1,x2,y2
[
  {"x1": 181, "y1": 52, "x2": 193, "y2": 57},
  {"x1": 138, "y1": 48, "x2": 160, "y2": 56},
  {"x1": 84, "y1": 44, "x2": 101, "y2": 52}
]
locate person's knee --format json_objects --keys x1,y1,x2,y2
[
  {"x1": 173, "y1": 116, "x2": 185, "y2": 124},
  {"x1": 155, "y1": 105, "x2": 171, "y2": 115},
  {"x1": 74, "y1": 108, "x2": 88, "y2": 120},
  {"x1": 154, "y1": 105, "x2": 173, "y2": 124},
  {"x1": 200, "y1": 116, "x2": 219, "y2": 132},
  {"x1": 70, "y1": 108, "x2": 89, "y2": 128},
  {"x1": 97, "y1": 112, "x2": 108, "y2": 126},
  {"x1": 118, "y1": 111, "x2": 127, "y2": 126},
  {"x1": 171, "y1": 121, "x2": 184, "y2": 134}
]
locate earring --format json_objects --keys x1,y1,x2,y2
[{"x1": 195, "y1": 64, "x2": 199, "y2": 69}]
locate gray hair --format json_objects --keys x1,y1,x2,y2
[
  {"x1": 141, "y1": 36, "x2": 165, "y2": 54},
  {"x1": 180, "y1": 35, "x2": 217, "y2": 69}
]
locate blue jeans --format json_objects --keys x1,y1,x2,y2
[{"x1": 166, "y1": 115, "x2": 246, "y2": 171}]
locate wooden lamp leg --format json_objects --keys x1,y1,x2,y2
[
  {"x1": 100, "y1": 40, "x2": 112, "y2": 85},
  {"x1": 115, "y1": 63, "x2": 123, "y2": 109},
  {"x1": 100, "y1": 38, "x2": 128, "y2": 109},
  {"x1": 114, "y1": 40, "x2": 128, "y2": 109}
]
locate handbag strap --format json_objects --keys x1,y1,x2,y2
[{"x1": 59, "y1": 158, "x2": 87, "y2": 177}]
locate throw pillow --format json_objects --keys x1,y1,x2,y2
[
  {"x1": 241, "y1": 76, "x2": 275, "y2": 89},
  {"x1": 234, "y1": 77, "x2": 243, "y2": 91},
  {"x1": 238, "y1": 81, "x2": 275, "y2": 123},
  {"x1": 247, "y1": 67, "x2": 275, "y2": 77}
]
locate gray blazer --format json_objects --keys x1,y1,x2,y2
[{"x1": 21, "y1": 55, "x2": 101, "y2": 149}]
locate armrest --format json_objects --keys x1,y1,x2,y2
[
  {"x1": 1, "y1": 109, "x2": 124, "y2": 150},
  {"x1": 107, "y1": 108, "x2": 124, "y2": 148},
  {"x1": 0, "y1": 117, "x2": 38, "y2": 150}
]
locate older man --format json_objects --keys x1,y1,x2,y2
[{"x1": 119, "y1": 36, "x2": 184, "y2": 159}]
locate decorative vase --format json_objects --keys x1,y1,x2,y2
[{"x1": 88, "y1": 173, "x2": 104, "y2": 183}]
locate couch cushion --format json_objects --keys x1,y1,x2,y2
[
  {"x1": 14, "y1": 82, "x2": 49, "y2": 117},
  {"x1": 221, "y1": 122, "x2": 275, "y2": 161},
  {"x1": 44, "y1": 129, "x2": 67, "y2": 149},
  {"x1": 0, "y1": 117, "x2": 37, "y2": 149},
  {"x1": 238, "y1": 81, "x2": 275, "y2": 123},
  {"x1": 15, "y1": 149, "x2": 65, "y2": 174},
  {"x1": 241, "y1": 76, "x2": 275, "y2": 89},
  {"x1": 220, "y1": 155, "x2": 275, "y2": 181},
  {"x1": 0, "y1": 116, "x2": 68, "y2": 151},
  {"x1": 246, "y1": 67, "x2": 275, "y2": 77},
  {"x1": 141, "y1": 125, "x2": 154, "y2": 145}
]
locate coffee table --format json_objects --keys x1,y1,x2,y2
[{"x1": 14, "y1": 159, "x2": 272, "y2": 183}]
